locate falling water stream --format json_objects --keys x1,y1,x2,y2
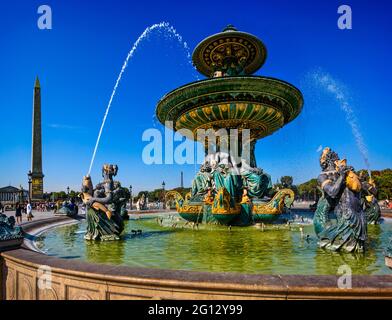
[
  {"x1": 87, "y1": 22, "x2": 193, "y2": 175},
  {"x1": 310, "y1": 70, "x2": 371, "y2": 175}
]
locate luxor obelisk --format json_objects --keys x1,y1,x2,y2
[{"x1": 28, "y1": 77, "x2": 44, "y2": 200}]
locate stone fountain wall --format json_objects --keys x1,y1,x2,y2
[{"x1": 1, "y1": 217, "x2": 392, "y2": 300}]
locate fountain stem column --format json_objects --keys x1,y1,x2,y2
[
  {"x1": 250, "y1": 140, "x2": 257, "y2": 168},
  {"x1": 201, "y1": 130, "x2": 257, "y2": 168}
]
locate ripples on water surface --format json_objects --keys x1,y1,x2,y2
[{"x1": 35, "y1": 213, "x2": 392, "y2": 275}]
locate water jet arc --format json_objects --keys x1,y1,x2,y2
[{"x1": 87, "y1": 22, "x2": 191, "y2": 175}]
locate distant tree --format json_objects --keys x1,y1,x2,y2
[
  {"x1": 171, "y1": 187, "x2": 191, "y2": 198},
  {"x1": 280, "y1": 176, "x2": 293, "y2": 188},
  {"x1": 121, "y1": 187, "x2": 130, "y2": 200},
  {"x1": 371, "y1": 169, "x2": 392, "y2": 200},
  {"x1": 43, "y1": 192, "x2": 51, "y2": 201},
  {"x1": 291, "y1": 185, "x2": 299, "y2": 198},
  {"x1": 69, "y1": 190, "x2": 78, "y2": 199},
  {"x1": 297, "y1": 179, "x2": 320, "y2": 201},
  {"x1": 137, "y1": 191, "x2": 149, "y2": 200},
  {"x1": 149, "y1": 189, "x2": 164, "y2": 202},
  {"x1": 58, "y1": 191, "x2": 67, "y2": 200}
]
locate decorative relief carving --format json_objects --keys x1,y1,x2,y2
[
  {"x1": 66, "y1": 285, "x2": 101, "y2": 300},
  {"x1": 5, "y1": 269, "x2": 15, "y2": 300},
  {"x1": 38, "y1": 287, "x2": 59, "y2": 300},
  {"x1": 18, "y1": 273, "x2": 34, "y2": 300}
]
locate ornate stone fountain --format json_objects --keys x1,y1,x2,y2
[{"x1": 157, "y1": 25, "x2": 303, "y2": 225}]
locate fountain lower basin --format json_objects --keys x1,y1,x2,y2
[
  {"x1": 1, "y1": 214, "x2": 392, "y2": 300},
  {"x1": 35, "y1": 212, "x2": 392, "y2": 275}
]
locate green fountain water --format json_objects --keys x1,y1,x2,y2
[{"x1": 35, "y1": 214, "x2": 392, "y2": 275}]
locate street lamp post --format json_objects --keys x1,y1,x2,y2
[
  {"x1": 27, "y1": 171, "x2": 32, "y2": 203},
  {"x1": 20, "y1": 185, "x2": 24, "y2": 204},
  {"x1": 129, "y1": 185, "x2": 133, "y2": 210},
  {"x1": 162, "y1": 181, "x2": 166, "y2": 210},
  {"x1": 67, "y1": 186, "x2": 70, "y2": 199}
]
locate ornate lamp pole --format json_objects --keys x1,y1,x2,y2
[
  {"x1": 66, "y1": 186, "x2": 70, "y2": 199},
  {"x1": 129, "y1": 185, "x2": 133, "y2": 210},
  {"x1": 162, "y1": 181, "x2": 166, "y2": 210},
  {"x1": 27, "y1": 171, "x2": 32, "y2": 202},
  {"x1": 20, "y1": 185, "x2": 24, "y2": 204}
]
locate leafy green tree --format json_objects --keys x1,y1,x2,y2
[
  {"x1": 58, "y1": 191, "x2": 67, "y2": 200},
  {"x1": 371, "y1": 169, "x2": 392, "y2": 200},
  {"x1": 297, "y1": 179, "x2": 320, "y2": 201},
  {"x1": 171, "y1": 187, "x2": 191, "y2": 198},
  {"x1": 137, "y1": 191, "x2": 149, "y2": 201},
  {"x1": 69, "y1": 190, "x2": 78, "y2": 199},
  {"x1": 149, "y1": 189, "x2": 164, "y2": 201},
  {"x1": 280, "y1": 176, "x2": 293, "y2": 188}
]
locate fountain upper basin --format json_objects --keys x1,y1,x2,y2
[{"x1": 156, "y1": 76, "x2": 303, "y2": 141}]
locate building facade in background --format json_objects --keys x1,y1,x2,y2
[{"x1": 0, "y1": 186, "x2": 29, "y2": 208}]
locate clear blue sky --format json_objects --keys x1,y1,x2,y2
[{"x1": 0, "y1": 0, "x2": 391, "y2": 193}]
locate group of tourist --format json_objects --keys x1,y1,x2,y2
[
  {"x1": 11, "y1": 199, "x2": 82, "y2": 225},
  {"x1": 384, "y1": 199, "x2": 392, "y2": 209},
  {"x1": 14, "y1": 201, "x2": 33, "y2": 225},
  {"x1": 35, "y1": 202, "x2": 53, "y2": 212}
]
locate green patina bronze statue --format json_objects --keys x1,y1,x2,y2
[
  {"x1": 0, "y1": 213, "x2": 24, "y2": 251},
  {"x1": 313, "y1": 147, "x2": 367, "y2": 252},
  {"x1": 191, "y1": 162, "x2": 212, "y2": 202},
  {"x1": 240, "y1": 162, "x2": 272, "y2": 200},
  {"x1": 81, "y1": 164, "x2": 125, "y2": 241},
  {"x1": 359, "y1": 171, "x2": 381, "y2": 224},
  {"x1": 211, "y1": 161, "x2": 243, "y2": 207},
  {"x1": 55, "y1": 198, "x2": 78, "y2": 217},
  {"x1": 169, "y1": 152, "x2": 292, "y2": 225}
]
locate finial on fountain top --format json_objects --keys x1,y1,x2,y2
[
  {"x1": 222, "y1": 24, "x2": 238, "y2": 32},
  {"x1": 192, "y1": 25, "x2": 267, "y2": 77}
]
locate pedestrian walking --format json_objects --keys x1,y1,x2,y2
[
  {"x1": 15, "y1": 203, "x2": 22, "y2": 225},
  {"x1": 26, "y1": 201, "x2": 33, "y2": 221}
]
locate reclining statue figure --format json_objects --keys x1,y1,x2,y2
[{"x1": 240, "y1": 160, "x2": 272, "y2": 201}]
